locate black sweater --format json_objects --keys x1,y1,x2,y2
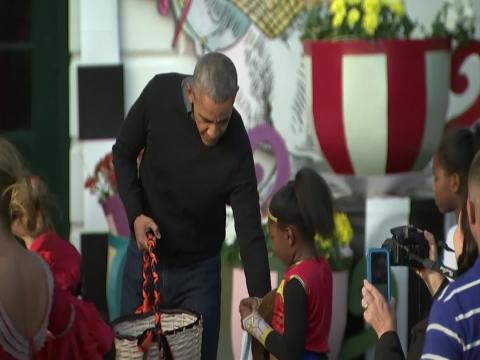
[{"x1": 112, "y1": 73, "x2": 271, "y2": 297}]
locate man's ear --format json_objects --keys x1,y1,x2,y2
[{"x1": 450, "y1": 172, "x2": 461, "y2": 194}]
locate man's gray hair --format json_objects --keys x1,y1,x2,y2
[{"x1": 192, "y1": 52, "x2": 239, "y2": 103}]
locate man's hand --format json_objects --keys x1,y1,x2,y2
[{"x1": 133, "y1": 214, "x2": 161, "y2": 250}]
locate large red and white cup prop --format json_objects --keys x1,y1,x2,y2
[{"x1": 304, "y1": 39, "x2": 456, "y2": 175}]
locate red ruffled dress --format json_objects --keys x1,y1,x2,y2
[{"x1": 32, "y1": 232, "x2": 113, "y2": 359}]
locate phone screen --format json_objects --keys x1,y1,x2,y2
[{"x1": 371, "y1": 252, "x2": 389, "y2": 300}]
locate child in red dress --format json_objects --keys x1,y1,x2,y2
[
  {"x1": 240, "y1": 168, "x2": 333, "y2": 360},
  {"x1": 0, "y1": 137, "x2": 54, "y2": 360},
  {"x1": 9, "y1": 176, "x2": 113, "y2": 359}
]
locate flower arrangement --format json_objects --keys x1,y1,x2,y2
[
  {"x1": 84, "y1": 150, "x2": 144, "y2": 203},
  {"x1": 431, "y1": 0, "x2": 476, "y2": 45},
  {"x1": 84, "y1": 152, "x2": 117, "y2": 203},
  {"x1": 302, "y1": 0, "x2": 414, "y2": 40},
  {"x1": 222, "y1": 208, "x2": 354, "y2": 271},
  {"x1": 302, "y1": 0, "x2": 476, "y2": 45}
]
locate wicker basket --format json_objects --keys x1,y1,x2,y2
[
  {"x1": 113, "y1": 309, "x2": 202, "y2": 359},
  {"x1": 113, "y1": 233, "x2": 203, "y2": 359}
]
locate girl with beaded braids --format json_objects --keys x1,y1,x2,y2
[{"x1": 239, "y1": 168, "x2": 333, "y2": 360}]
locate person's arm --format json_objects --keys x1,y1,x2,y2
[
  {"x1": 367, "y1": 273, "x2": 450, "y2": 360},
  {"x1": 415, "y1": 231, "x2": 445, "y2": 296},
  {"x1": 265, "y1": 278, "x2": 308, "y2": 359},
  {"x1": 375, "y1": 331, "x2": 405, "y2": 360},
  {"x1": 362, "y1": 280, "x2": 405, "y2": 360},
  {"x1": 362, "y1": 280, "x2": 396, "y2": 338},
  {"x1": 112, "y1": 82, "x2": 149, "y2": 228},
  {"x1": 242, "y1": 278, "x2": 308, "y2": 360},
  {"x1": 405, "y1": 318, "x2": 428, "y2": 360},
  {"x1": 229, "y1": 150, "x2": 271, "y2": 297},
  {"x1": 113, "y1": 81, "x2": 161, "y2": 248}
]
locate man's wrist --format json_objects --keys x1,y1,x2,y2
[{"x1": 134, "y1": 214, "x2": 145, "y2": 225}]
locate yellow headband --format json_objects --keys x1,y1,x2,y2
[{"x1": 267, "y1": 208, "x2": 278, "y2": 223}]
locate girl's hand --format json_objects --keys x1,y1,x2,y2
[
  {"x1": 415, "y1": 230, "x2": 445, "y2": 295},
  {"x1": 239, "y1": 297, "x2": 261, "y2": 323},
  {"x1": 362, "y1": 280, "x2": 396, "y2": 338}
]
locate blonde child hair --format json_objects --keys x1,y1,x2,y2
[{"x1": 0, "y1": 136, "x2": 56, "y2": 237}]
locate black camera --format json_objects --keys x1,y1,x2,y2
[{"x1": 381, "y1": 225, "x2": 429, "y2": 267}]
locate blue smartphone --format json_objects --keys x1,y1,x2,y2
[{"x1": 366, "y1": 248, "x2": 391, "y2": 301}]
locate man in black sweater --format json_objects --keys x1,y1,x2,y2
[{"x1": 112, "y1": 52, "x2": 271, "y2": 359}]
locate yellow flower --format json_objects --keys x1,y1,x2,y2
[
  {"x1": 334, "y1": 212, "x2": 353, "y2": 246},
  {"x1": 346, "y1": 0, "x2": 361, "y2": 4},
  {"x1": 314, "y1": 212, "x2": 353, "y2": 261},
  {"x1": 321, "y1": 239, "x2": 332, "y2": 250},
  {"x1": 314, "y1": 233, "x2": 333, "y2": 250},
  {"x1": 330, "y1": 0, "x2": 346, "y2": 15},
  {"x1": 332, "y1": 12, "x2": 346, "y2": 28},
  {"x1": 362, "y1": 0, "x2": 381, "y2": 14},
  {"x1": 347, "y1": 7, "x2": 361, "y2": 28},
  {"x1": 362, "y1": 11, "x2": 379, "y2": 35},
  {"x1": 390, "y1": 0, "x2": 404, "y2": 16}
]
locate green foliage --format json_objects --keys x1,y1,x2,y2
[{"x1": 431, "y1": 1, "x2": 476, "y2": 46}]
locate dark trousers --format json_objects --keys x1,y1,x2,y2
[{"x1": 121, "y1": 241, "x2": 221, "y2": 360}]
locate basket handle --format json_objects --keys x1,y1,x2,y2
[
  {"x1": 135, "y1": 231, "x2": 174, "y2": 360},
  {"x1": 135, "y1": 232, "x2": 160, "y2": 316}
]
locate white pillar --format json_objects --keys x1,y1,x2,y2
[{"x1": 79, "y1": 0, "x2": 120, "y2": 64}]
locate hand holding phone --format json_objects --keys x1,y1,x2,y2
[
  {"x1": 366, "y1": 248, "x2": 391, "y2": 301},
  {"x1": 361, "y1": 279, "x2": 396, "y2": 338}
]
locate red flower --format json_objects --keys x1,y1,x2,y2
[
  {"x1": 85, "y1": 150, "x2": 140, "y2": 202},
  {"x1": 84, "y1": 176, "x2": 96, "y2": 189},
  {"x1": 85, "y1": 151, "x2": 117, "y2": 203}
]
